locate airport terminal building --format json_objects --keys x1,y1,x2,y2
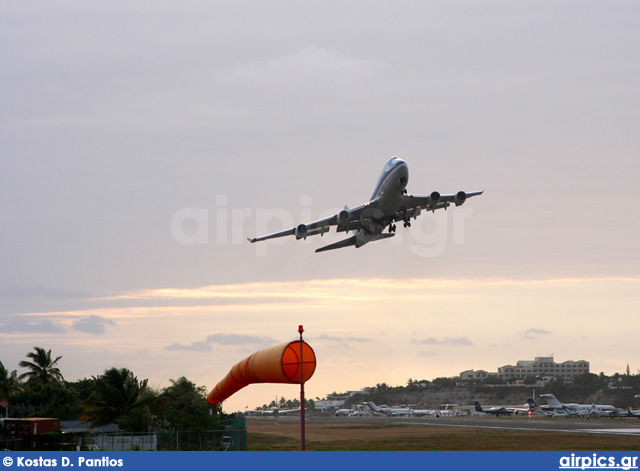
[{"x1": 460, "y1": 356, "x2": 590, "y2": 381}]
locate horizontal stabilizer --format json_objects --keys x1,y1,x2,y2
[{"x1": 315, "y1": 235, "x2": 357, "y2": 253}]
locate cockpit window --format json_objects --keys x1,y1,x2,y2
[{"x1": 384, "y1": 157, "x2": 401, "y2": 173}]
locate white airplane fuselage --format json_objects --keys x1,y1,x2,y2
[{"x1": 354, "y1": 157, "x2": 409, "y2": 248}]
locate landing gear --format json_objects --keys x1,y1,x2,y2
[
  {"x1": 403, "y1": 220, "x2": 411, "y2": 228},
  {"x1": 388, "y1": 223, "x2": 397, "y2": 233}
]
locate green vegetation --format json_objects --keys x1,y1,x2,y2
[
  {"x1": 18, "y1": 347, "x2": 64, "y2": 385},
  {"x1": 80, "y1": 368, "x2": 155, "y2": 432},
  {"x1": 153, "y1": 377, "x2": 223, "y2": 431},
  {"x1": 1, "y1": 348, "x2": 228, "y2": 434},
  {"x1": 255, "y1": 396, "x2": 315, "y2": 412}
]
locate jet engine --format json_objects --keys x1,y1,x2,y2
[
  {"x1": 454, "y1": 191, "x2": 467, "y2": 206},
  {"x1": 429, "y1": 191, "x2": 441, "y2": 208},
  {"x1": 336, "y1": 209, "x2": 351, "y2": 226},
  {"x1": 295, "y1": 224, "x2": 308, "y2": 240}
]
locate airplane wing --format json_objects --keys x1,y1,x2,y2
[
  {"x1": 401, "y1": 190, "x2": 484, "y2": 213},
  {"x1": 247, "y1": 198, "x2": 382, "y2": 243}
]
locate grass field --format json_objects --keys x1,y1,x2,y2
[{"x1": 247, "y1": 421, "x2": 640, "y2": 451}]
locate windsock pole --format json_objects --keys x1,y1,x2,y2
[{"x1": 298, "y1": 324, "x2": 306, "y2": 451}]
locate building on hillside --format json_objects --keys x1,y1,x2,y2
[{"x1": 460, "y1": 356, "x2": 589, "y2": 381}]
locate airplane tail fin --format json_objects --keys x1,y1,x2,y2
[
  {"x1": 366, "y1": 401, "x2": 381, "y2": 412},
  {"x1": 474, "y1": 401, "x2": 483, "y2": 413},
  {"x1": 527, "y1": 398, "x2": 539, "y2": 409},
  {"x1": 541, "y1": 394, "x2": 563, "y2": 408},
  {"x1": 315, "y1": 235, "x2": 357, "y2": 253}
]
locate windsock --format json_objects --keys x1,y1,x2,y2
[{"x1": 207, "y1": 340, "x2": 316, "y2": 405}]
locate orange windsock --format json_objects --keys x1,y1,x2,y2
[{"x1": 207, "y1": 340, "x2": 316, "y2": 405}]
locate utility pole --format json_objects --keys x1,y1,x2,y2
[{"x1": 298, "y1": 324, "x2": 306, "y2": 451}]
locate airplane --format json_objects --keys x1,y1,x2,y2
[
  {"x1": 347, "y1": 404, "x2": 372, "y2": 417},
  {"x1": 434, "y1": 404, "x2": 460, "y2": 417},
  {"x1": 625, "y1": 408, "x2": 640, "y2": 418},
  {"x1": 335, "y1": 405, "x2": 371, "y2": 417},
  {"x1": 527, "y1": 398, "x2": 577, "y2": 417},
  {"x1": 365, "y1": 401, "x2": 413, "y2": 417},
  {"x1": 540, "y1": 394, "x2": 616, "y2": 417},
  {"x1": 411, "y1": 407, "x2": 435, "y2": 417},
  {"x1": 526, "y1": 398, "x2": 540, "y2": 412},
  {"x1": 248, "y1": 156, "x2": 483, "y2": 252},
  {"x1": 474, "y1": 401, "x2": 536, "y2": 417},
  {"x1": 612, "y1": 407, "x2": 640, "y2": 418},
  {"x1": 335, "y1": 407, "x2": 354, "y2": 417},
  {"x1": 474, "y1": 401, "x2": 516, "y2": 416},
  {"x1": 243, "y1": 406, "x2": 300, "y2": 416}
]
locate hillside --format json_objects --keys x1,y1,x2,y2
[{"x1": 323, "y1": 373, "x2": 640, "y2": 410}]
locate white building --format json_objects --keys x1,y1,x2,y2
[{"x1": 460, "y1": 356, "x2": 589, "y2": 381}]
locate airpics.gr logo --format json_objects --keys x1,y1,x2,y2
[{"x1": 559, "y1": 454, "x2": 639, "y2": 470}]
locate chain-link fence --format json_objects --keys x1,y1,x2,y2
[{"x1": 0, "y1": 429, "x2": 246, "y2": 451}]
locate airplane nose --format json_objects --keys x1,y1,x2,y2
[{"x1": 397, "y1": 164, "x2": 409, "y2": 189}]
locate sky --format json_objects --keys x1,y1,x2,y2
[{"x1": 1, "y1": 1, "x2": 639, "y2": 412}]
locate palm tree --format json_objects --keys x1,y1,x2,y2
[
  {"x1": 81, "y1": 367, "x2": 155, "y2": 432},
  {"x1": 18, "y1": 347, "x2": 64, "y2": 384},
  {"x1": 0, "y1": 361, "x2": 21, "y2": 417},
  {"x1": 0, "y1": 361, "x2": 20, "y2": 398}
]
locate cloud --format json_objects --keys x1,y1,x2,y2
[
  {"x1": 312, "y1": 334, "x2": 374, "y2": 343},
  {"x1": 309, "y1": 334, "x2": 375, "y2": 350},
  {"x1": 165, "y1": 341, "x2": 212, "y2": 352},
  {"x1": 206, "y1": 333, "x2": 278, "y2": 347},
  {"x1": 0, "y1": 317, "x2": 65, "y2": 334},
  {"x1": 0, "y1": 284, "x2": 93, "y2": 299},
  {"x1": 164, "y1": 332, "x2": 279, "y2": 352},
  {"x1": 72, "y1": 315, "x2": 116, "y2": 335},
  {"x1": 410, "y1": 337, "x2": 473, "y2": 347},
  {"x1": 520, "y1": 328, "x2": 551, "y2": 341}
]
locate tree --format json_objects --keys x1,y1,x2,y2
[
  {"x1": 81, "y1": 368, "x2": 155, "y2": 432},
  {"x1": 18, "y1": 347, "x2": 64, "y2": 385},
  {"x1": 152, "y1": 377, "x2": 221, "y2": 431},
  {"x1": 10, "y1": 381, "x2": 81, "y2": 420},
  {"x1": 0, "y1": 361, "x2": 20, "y2": 400}
]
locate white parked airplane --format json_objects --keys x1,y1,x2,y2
[
  {"x1": 248, "y1": 156, "x2": 483, "y2": 252},
  {"x1": 335, "y1": 405, "x2": 370, "y2": 417},
  {"x1": 365, "y1": 401, "x2": 413, "y2": 417},
  {"x1": 243, "y1": 406, "x2": 300, "y2": 416},
  {"x1": 335, "y1": 407, "x2": 353, "y2": 416},
  {"x1": 540, "y1": 394, "x2": 617, "y2": 417}
]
